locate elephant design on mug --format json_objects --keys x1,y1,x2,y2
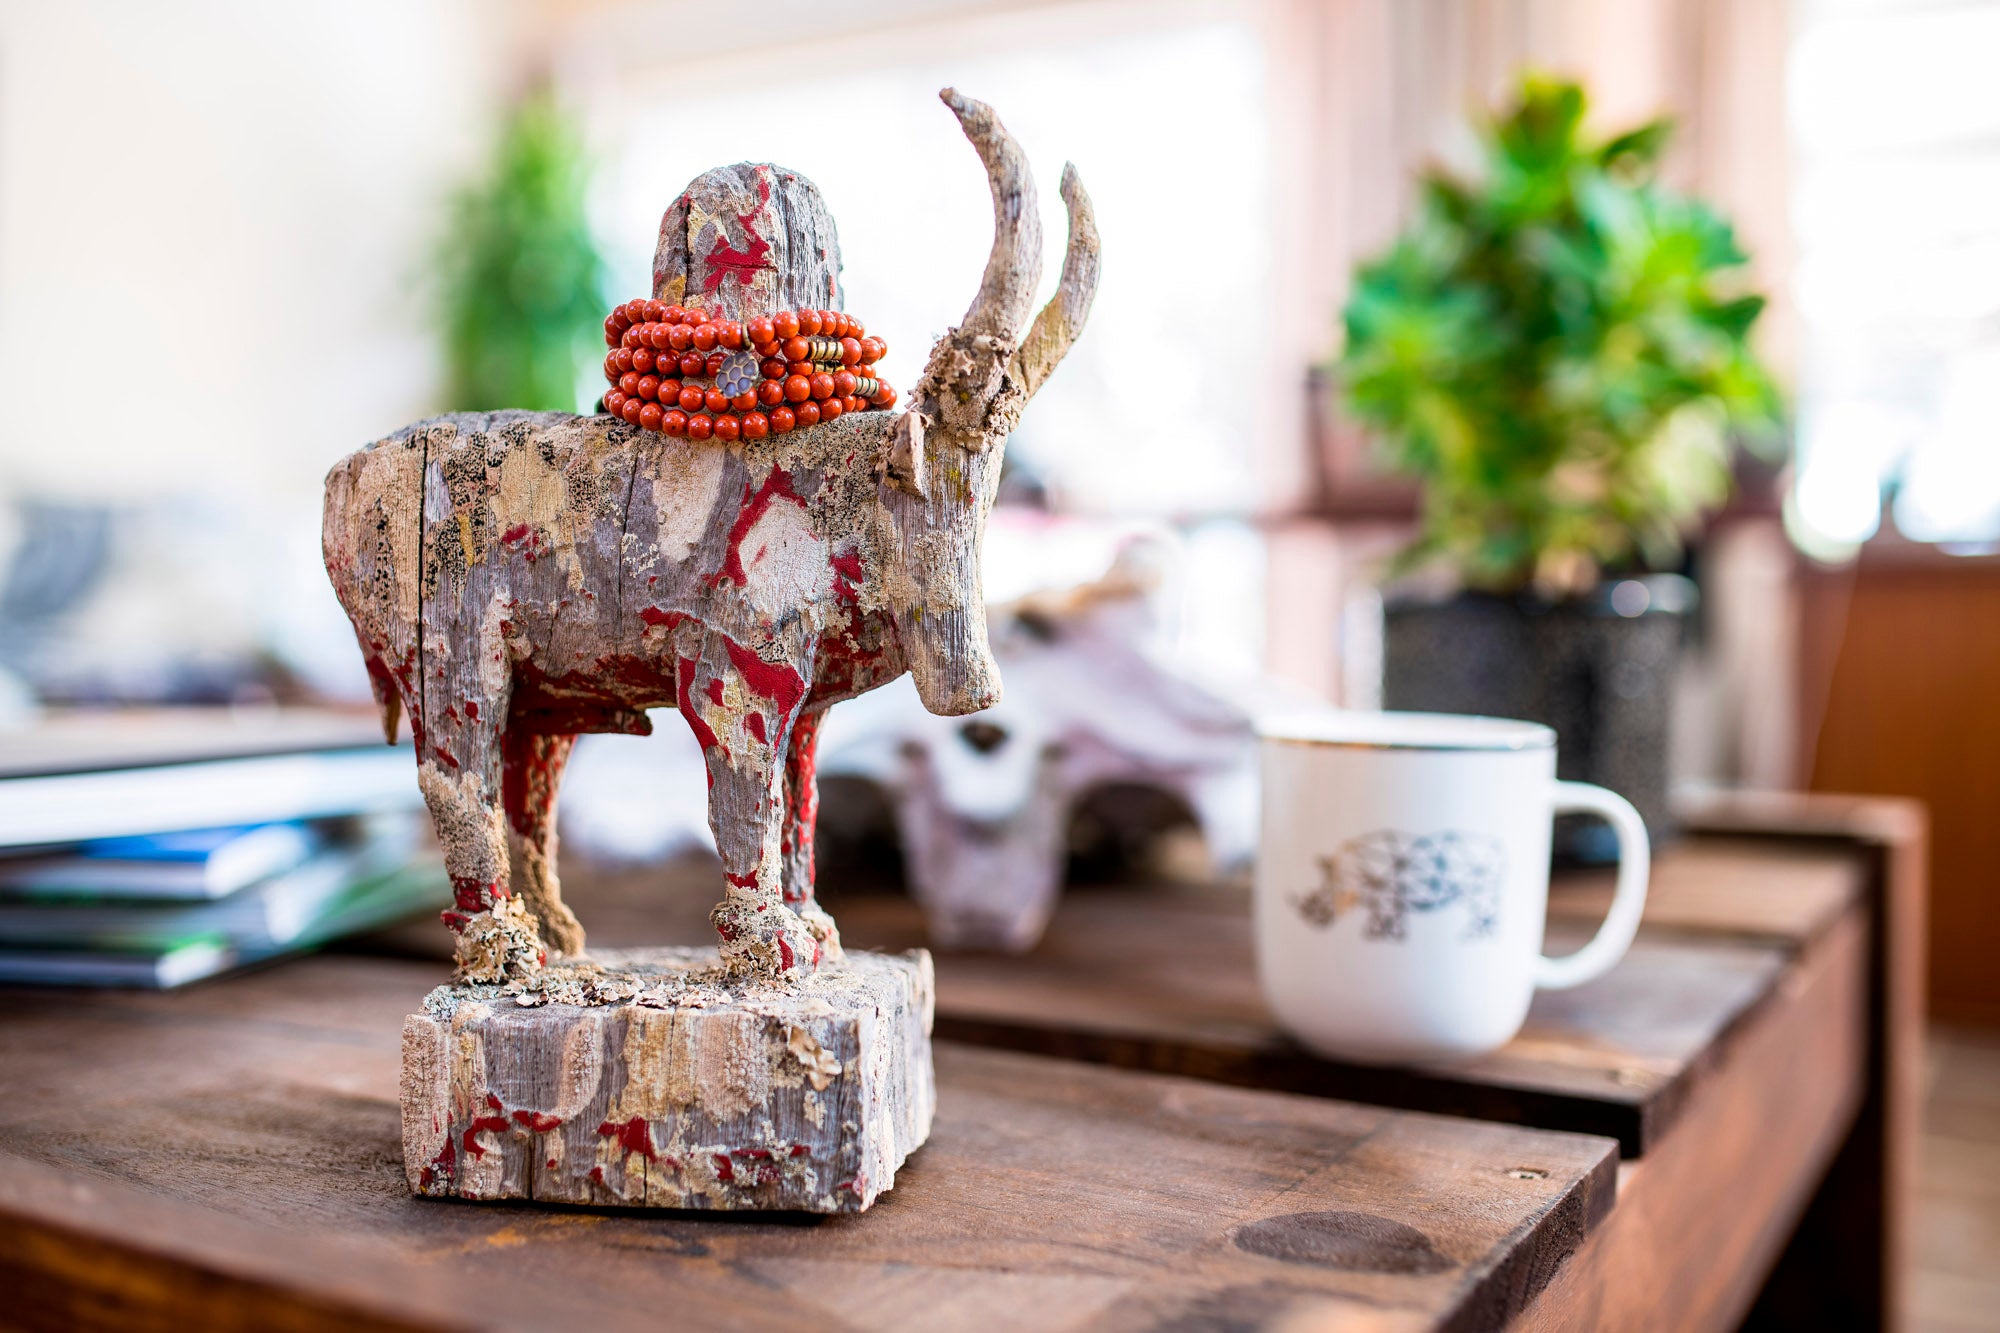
[{"x1": 1293, "y1": 830, "x2": 1507, "y2": 941}]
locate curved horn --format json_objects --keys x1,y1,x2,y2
[
  {"x1": 939, "y1": 88, "x2": 1043, "y2": 342},
  {"x1": 1009, "y1": 163, "x2": 1101, "y2": 402}
]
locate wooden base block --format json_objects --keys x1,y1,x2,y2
[{"x1": 400, "y1": 947, "x2": 934, "y2": 1212}]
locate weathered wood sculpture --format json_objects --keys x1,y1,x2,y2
[{"x1": 321, "y1": 90, "x2": 1099, "y2": 1210}]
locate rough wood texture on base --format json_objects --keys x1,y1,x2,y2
[{"x1": 400, "y1": 947, "x2": 933, "y2": 1212}]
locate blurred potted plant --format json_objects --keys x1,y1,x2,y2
[
  {"x1": 1334, "y1": 75, "x2": 1781, "y2": 857},
  {"x1": 436, "y1": 89, "x2": 605, "y2": 412}
]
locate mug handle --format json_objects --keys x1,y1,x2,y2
[{"x1": 1535, "y1": 781, "x2": 1651, "y2": 991}]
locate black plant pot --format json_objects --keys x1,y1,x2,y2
[{"x1": 1381, "y1": 576, "x2": 1693, "y2": 863}]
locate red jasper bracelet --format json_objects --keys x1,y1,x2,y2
[{"x1": 599, "y1": 298, "x2": 897, "y2": 441}]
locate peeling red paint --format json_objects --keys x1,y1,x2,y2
[
  {"x1": 746, "y1": 712, "x2": 767, "y2": 744},
  {"x1": 421, "y1": 1134, "x2": 457, "y2": 1189},
  {"x1": 676, "y1": 656, "x2": 725, "y2": 756},
  {"x1": 597, "y1": 1116, "x2": 660, "y2": 1161},
  {"x1": 513, "y1": 1110, "x2": 562, "y2": 1133},
  {"x1": 722, "y1": 637, "x2": 804, "y2": 717},
  {"x1": 463, "y1": 1097, "x2": 510, "y2": 1159},
  {"x1": 702, "y1": 170, "x2": 776, "y2": 292},
  {"x1": 451, "y1": 876, "x2": 505, "y2": 911},
  {"x1": 714, "y1": 468, "x2": 804, "y2": 588}
]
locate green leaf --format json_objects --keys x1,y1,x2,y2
[{"x1": 1329, "y1": 73, "x2": 1787, "y2": 592}]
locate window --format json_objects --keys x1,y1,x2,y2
[{"x1": 1789, "y1": 0, "x2": 2000, "y2": 550}]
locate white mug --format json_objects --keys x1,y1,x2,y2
[{"x1": 1254, "y1": 710, "x2": 1649, "y2": 1063}]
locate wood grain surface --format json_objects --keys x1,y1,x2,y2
[
  {"x1": 1513, "y1": 909, "x2": 1870, "y2": 1331},
  {"x1": 0, "y1": 956, "x2": 1616, "y2": 1333},
  {"x1": 826, "y1": 832, "x2": 1859, "y2": 1157}
]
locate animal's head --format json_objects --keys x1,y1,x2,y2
[{"x1": 878, "y1": 91, "x2": 1101, "y2": 717}]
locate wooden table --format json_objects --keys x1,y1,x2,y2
[
  {"x1": 0, "y1": 796, "x2": 1922, "y2": 1332},
  {"x1": 828, "y1": 799, "x2": 1926, "y2": 1331}
]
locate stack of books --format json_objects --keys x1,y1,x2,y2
[{"x1": 0, "y1": 710, "x2": 447, "y2": 987}]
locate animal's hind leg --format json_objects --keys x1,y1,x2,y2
[
  {"x1": 500, "y1": 728, "x2": 586, "y2": 958},
  {"x1": 419, "y1": 690, "x2": 545, "y2": 983},
  {"x1": 780, "y1": 707, "x2": 842, "y2": 960}
]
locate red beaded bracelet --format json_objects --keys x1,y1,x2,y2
[{"x1": 599, "y1": 298, "x2": 897, "y2": 440}]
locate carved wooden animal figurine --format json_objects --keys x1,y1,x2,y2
[{"x1": 321, "y1": 91, "x2": 1098, "y2": 1211}]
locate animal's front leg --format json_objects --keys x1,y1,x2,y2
[
  {"x1": 676, "y1": 635, "x2": 820, "y2": 978},
  {"x1": 781, "y1": 707, "x2": 842, "y2": 961}
]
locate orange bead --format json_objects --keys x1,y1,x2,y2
[
  {"x1": 873, "y1": 383, "x2": 897, "y2": 409},
  {"x1": 844, "y1": 395, "x2": 863, "y2": 415},
  {"x1": 638, "y1": 402, "x2": 664, "y2": 431},
  {"x1": 731, "y1": 390, "x2": 758, "y2": 412},
  {"x1": 604, "y1": 352, "x2": 623, "y2": 381},
  {"x1": 604, "y1": 318, "x2": 623, "y2": 347},
  {"x1": 809, "y1": 372, "x2": 834, "y2": 401},
  {"x1": 794, "y1": 401, "x2": 820, "y2": 427},
  {"x1": 839, "y1": 337, "x2": 861, "y2": 366},
  {"x1": 742, "y1": 411, "x2": 769, "y2": 440},
  {"x1": 680, "y1": 352, "x2": 705, "y2": 378},
  {"x1": 833, "y1": 370, "x2": 856, "y2": 397},
  {"x1": 662, "y1": 408, "x2": 688, "y2": 437},
  {"x1": 667, "y1": 324, "x2": 694, "y2": 351},
  {"x1": 757, "y1": 381, "x2": 784, "y2": 406},
  {"x1": 644, "y1": 299, "x2": 667, "y2": 322},
  {"x1": 621, "y1": 327, "x2": 642, "y2": 349},
  {"x1": 619, "y1": 371, "x2": 640, "y2": 396},
  {"x1": 787, "y1": 360, "x2": 811, "y2": 376},
  {"x1": 692, "y1": 323, "x2": 719, "y2": 352},
  {"x1": 663, "y1": 305, "x2": 688, "y2": 325},
  {"x1": 799, "y1": 309, "x2": 822, "y2": 337},
  {"x1": 637, "y1": 375, "x2": 660, "y2": 401},
  {"x1": 784, "y1": 374, "x2": 812, "y2": 403},
  {"x1": 678, "y1": 385, "x2": 704, "y2": 411},
  {"x1": 706, "y1": 352, "x2": 727, "y2": 377},
  {"x1": 747, "y1": 316, "x2": 775, "y2": 345},
  {"x1": 604, "y1": 390, "x2": 626, "y2": 416},
  {"x1": 773, "y1": 310, "x2": 800, "y2": 340},
  {"x1": 702, "y1": 388, "x2": 727, "y2": 413},
  {"x1": 846, "y1": 315, "x2": 865, "y2": 338},
  {"x1": 631, "y1": 347, "x2": 655, "y2": 374},
  {"x1": 770, "y1": 406, "x2": 795, "y2": 433},
  {"x1": 819, "y1": 396, "x2": 843, "y2": 422},
  {"x1": 687, "y1": 413, "x2": 714, "y2": 441},
  {"x1": 712, "y1": 414, "x2": 741, "y2": 442},
  {"x1": 621, "y1": 396, "x2": 643, "y2": 425},
  {"x1": 760, "y1": 358, "x2": 787, "y2": 380},
  {"x1": 752, "y1": 341, "x2": 780, "y2": 360},
  {"x1": 782, "y1": 337, "x2": 810, "y2": 362},
  {"x1": 620, "y1": 300, "x2": 645, "y2": 323}
]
